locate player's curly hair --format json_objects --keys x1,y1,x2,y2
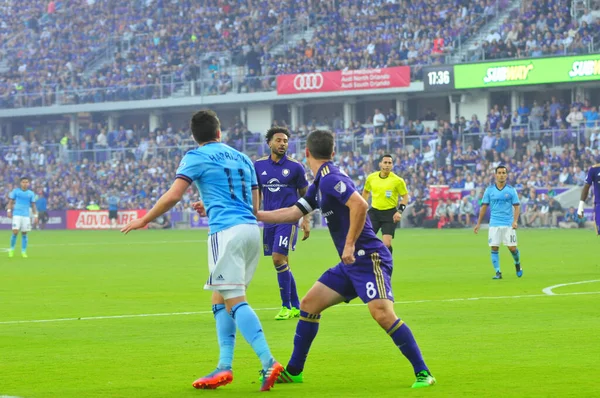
[{"x1": 265, "y1": 126, "x2": 290, "y2": 143}]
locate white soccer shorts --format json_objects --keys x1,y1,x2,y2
[
  {"x1": 204, "y1": 223, "x2": 261, "y2": 298},
  {"x1": 11, "y1": 215, "x2": 32, "y2": 232},
  {"x1": 488, "y1": 226, "x2": 517, "y2": 247}
]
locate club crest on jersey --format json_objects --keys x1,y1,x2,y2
[
  {"x1": 282, "y1": 168, "x2": 290, "y2": 177},
  {"x1": 334, "y1": 181, "x2": 347, "y2": 194}
]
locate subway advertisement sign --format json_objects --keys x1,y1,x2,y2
[{"x1": 454, "y1": 54, "x2": 600, "y2": 89}]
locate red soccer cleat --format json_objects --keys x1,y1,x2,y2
[{"x1": 192, "y1": 368, "x2": 233, "y2": 389}]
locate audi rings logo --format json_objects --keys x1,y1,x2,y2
[{"x1": 293, "y1": 73, "x2": 324, "y2": 91}]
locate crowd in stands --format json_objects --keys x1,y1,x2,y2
[
  {"x1": 1, "y1": 0, "x2": 598, "y2": 108},
  {"x1": 474, "y1": 0, "x2": 599, "y2": 61},
  {"x1": 1, "y1": 97, "x2": 598, "y2": 228},
  {"x1": 0, "y1": 0, "x2": 318, "y2": 107}
]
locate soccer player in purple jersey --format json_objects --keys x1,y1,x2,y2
[
  {"x1": 254, "y1": 127, "x2": 310, "y2": 320},
  {"x1": 257, "y1": 130, "x2": 436, "y2": 389},
  {"x1": 578, "y1": 163, "x2": 600, "y2": 235}
]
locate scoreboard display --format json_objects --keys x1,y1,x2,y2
[{"x1": 422, "y1": 65, "x2": 455, "y2": 91}]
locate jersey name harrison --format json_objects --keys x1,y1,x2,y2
[{"x1": 208, "y1": 150, "x2": 252, "y2": 167}]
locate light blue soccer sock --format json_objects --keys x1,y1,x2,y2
[
  {"x1": 10, "y1": 234, "x2": 17, "y2": 250},
  {"x1": 491, "y1": 250, "x2": 500, "y2": 272},
  {"x1": 230, "y1": 302, "x2": 273, "y2": 370},
  {"x1": 213, "y1": 304, "x2": 235, "y2": 370},
  {"x1": 511, "y1": 249, "x2": 520, "y2": 264},
  {"x1": 22, "y1": 235, "x2": 28, "y2": 252}
]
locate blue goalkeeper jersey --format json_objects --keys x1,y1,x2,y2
[
  {"x1": 176, "y1": 142, "x2": 257, "y2": 234},
  {"x1": 9, "y1": 189, "x2": 35, "y2": 217}
]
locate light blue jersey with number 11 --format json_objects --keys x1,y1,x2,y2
[{"x1": 176, "y1": 142, "x2": 257, "y2": 234}]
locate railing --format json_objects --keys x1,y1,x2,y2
[
  {"x1": 4, "y1": 122, "x2": 598, "y2": 168},
  {"x1": 0, "y1": 74, "x2": 280, "y2": 109}
]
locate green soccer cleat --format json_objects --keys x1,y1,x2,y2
[
  {"x1": 290, "y1": 307, "x2": 300, "y2": 318},
  {"x1": 8, "y1": 249, "x2": 14, "y2": 258},
  {"x1": 259, "y1": 367, "x2": 304, "y2": 384},
  {"x1": 21, "y1": 252, "x2": 28, "y2": 258},
  {"x1": 275, "y1": 306, "x2": 292, "y2": 320},
  {"x1": 411, "y1": 370, "x2": 436, "y2": 388}
]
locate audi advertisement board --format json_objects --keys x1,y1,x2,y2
[{"x1": 276, "y1": 66, "x2": 411, "y2": 95}]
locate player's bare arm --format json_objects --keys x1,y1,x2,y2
[
  {"x1": 361, "y1": 189, "x2": 371, "y2": 202},
  {"x1": 122, "y1": 179, "x2": 190, "y2": 234},
  {"x1": 474, "y1": 204, "x2": 488, "y2": 234},
  {"x1": 7, "y1": 199, "x2": 14, "y2": 219},
  {"x1": 31, "y1": 202, "x2": 38, "y2": 227},
  {"x1": 257, "y1": 205, "x2": 304, "y2": 224},
  {"x1": 342, "y1": 192, "x2": 369, "y2": 264},
  {"x1": 252, "y1": 187, "x2": 260, "y2": 216},
  {"x1": 298, "y1": 186, "x2": 311, "y2": 240},
  {"x1": 394, "y1": 190, "x2": 409, "y2": 223},
  {"x1": 512, "y1": 204, "x2": 520, "y2": 229},
  {"x1": 578, "y1": 183, "x2": 590, "y2": 217}
]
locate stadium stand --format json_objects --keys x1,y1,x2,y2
[
  {"x1": 0, "y1": 0, "x2": 522, "y2": 107},
  {"x1": 1, "y1": 97, "x2": 598, "y2": 225}
]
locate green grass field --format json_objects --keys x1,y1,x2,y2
[{"x1": 1, "y1": 228, "x2": 599, "y2": 398}]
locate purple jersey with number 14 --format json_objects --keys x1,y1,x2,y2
[
  {"x1": 295, "y1": 162, "x2": 394, "y2": 304},
  {"x1": 585, "y1": 164, "x2": 600, "y2": 234}
]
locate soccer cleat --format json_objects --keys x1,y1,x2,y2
[
  {"x1": 259, "y1": 359, "x2": 284, "y2": 391},
  {"x1": 515, "y1": 263, "x2": 523, "y2": 278},
  {"x1": 411, "y1": 370, "x2": 436, "y2": 388},
  {"x1": 277, "y1": 368, "x2": 303, "y2": 383},
  {"x1": 290, "y1": 307, "x2": 301, "y2": 318},
  {"x1": 259, "y1": 367, "x2": 304, "y2": 384},
  {"x1": 274, "y1": 306, "x2": 292, "y2": 320},
  {"x1": 192, "y1": 368, "x2": 233, "y2": 389},
  {"x1": 8, "y1": 250, "x2": 14, "y2": 258},
  {"x1": 492, "y1": 271, "x2": 502, "y2": 279},
  {"x1": 21, "y1": 252, "x2": 28, "y2": 258}
]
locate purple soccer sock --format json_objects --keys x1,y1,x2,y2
[
  {"x1": 287, "y1": 310, "x2": 320, "y2": 374},
  {"x1": 275, "y1": 263, "x2": 292, "y2": 308},
  {"x1": 387, "y1": 319, "x2": 428, "y2": 374}
]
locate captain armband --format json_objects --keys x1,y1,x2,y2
[{"x1": 295, "y1": 198, "x2": 313, "y2": 215}]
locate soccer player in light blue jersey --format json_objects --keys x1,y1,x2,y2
[
  {"x1": 107, "y1": 191, "x2": 119, "y2": 229},
  {"x1": 121, "y1": 109, "x2": 283, "y2": 392},
  {"x1": 474, "y1": 166, "x2": 523, "y2": 279},
  {"x1": 7, "y1": 177, "x2": 37, "y2": 258}
]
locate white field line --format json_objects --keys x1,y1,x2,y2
[
  {"x1": 541, "y1": 279, "x2": 600, "y2": 295},
  {"x1": 1, "y1": 289, "x2": 599, "y2": 326}
]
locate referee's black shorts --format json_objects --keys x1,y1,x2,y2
[{"x1": 367, "y1": 208, "x2": 398, "y2": 237}]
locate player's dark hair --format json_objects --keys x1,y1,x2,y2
[
  {"x1": 20, "y1": 177, "x2": 30, "y2": 182},
  {"x1": 265, "y1": 126, "x2": 290, "y2": 143},
  {"x1": 495, "y1": 165, "x2": 508, "y2": 173},
  {"x1": 380, "y1": 154, "x2": 393, "y2": 162},
  {"x1": 306, "y1": 130, "x2": 334, "y2": 160},
  {"x1": 190, "y1": 109, "x2": 220, "y2": 144}
]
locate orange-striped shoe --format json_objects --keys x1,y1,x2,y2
[
  {"x1": 259, "y1": 359, "x2": 284, "y2": 391},
  {"x1": 192, "y1": 368, "x2": 233, "y2": 389}
]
